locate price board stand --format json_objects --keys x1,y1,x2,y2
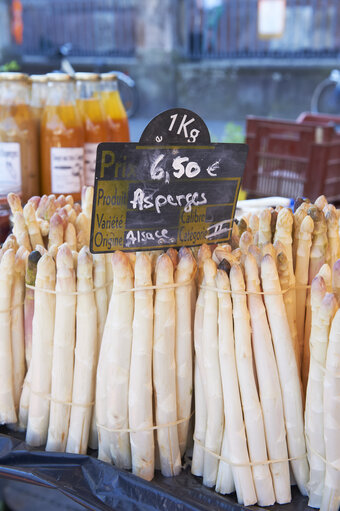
[{"x1": 90, "y1": 108, "x2": 248, "y2": 254}]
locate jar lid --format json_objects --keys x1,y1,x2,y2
[
  {"x1": 30, "y1": 74, "x2": 48, "y2": 83},
  {"x1": 100, "y1": 72, "x2": 117, "y2": 81},
  {"x1": 46, "y1": 73, "x2": 73, "y2": 82},
  {"x1": 75, "y1": 72, "x2": 100, "y2": 82},
  {"x1": 0, "y1": 72, "x2": 29, "y2": 82}
]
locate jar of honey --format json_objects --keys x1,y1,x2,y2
[
  {"x1": 0, "y1": 72, "x2": 39, "y2": 202},
  {"x1": 41, "y1": 73, "x2": 84, "y2": 201},
  {"x1": 75, "y1": 72, "x2": 108, "y2": 186},
  {"x1": 100, "y1": 72, "x2": 130, "y2": 142},
  {"x1": 30, "y1": 74, "x2": 48, "y2": 121}
]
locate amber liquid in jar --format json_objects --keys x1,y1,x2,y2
[
  {"x1": 40, "y1": 75, "x2": 84, "y2": 202},
  {"x1": 30, "y1": 74, "x2": 48, "y2": 192},
  {"x1": 76, "y1": 73, "x2": 108, "y2": 186},
  {"x1": 100, "y1": 73, "x2": 130, "y2": 142},
  {"x1": 0, "y1": 73, "x2": 39, "y2": 202}
]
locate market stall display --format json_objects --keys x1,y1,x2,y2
[{"x1": 0, "y1": 185, "x2": 339, "y2": 510}]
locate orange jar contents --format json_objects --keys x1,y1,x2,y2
[
  {"x1": 100, "y1": 72, "x2": 130, "y2": 142},
  {"x1": 30, "y1": 74, "x2": 48, "y2": 191},
  {"x1": 75, "y1": 72, "x2": 108, "y2": 186},
  {"x1": 41, "y1": 73, "x2": 84, "y2": 201},
  {"x1": 0, "y1": 72, "x2": 39, "y2": 202}
]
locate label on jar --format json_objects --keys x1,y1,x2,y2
[
  {"x1": 51, "y1": 147, "x2": 84, "y2": 194},
  {"x1": 84, "y1": 143, "x2": 99, "y2": 187},
  {"x1": 0, "y1": 142, "x2": 21, "y2": 195}
]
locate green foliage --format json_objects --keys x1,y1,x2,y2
[
  {"x1": 0, "y1": 60, "x2": 20, "y2": 72},
  {"x1": 210, "y1": 122, "x2": 245, "y2": 144},
  {"x1": 220, "y1": 122, "x2": 245, "y2": 143}
]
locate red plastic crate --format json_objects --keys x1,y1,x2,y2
[{"x1": 243, "y1": 116, "x2": 340, "y2": 202}]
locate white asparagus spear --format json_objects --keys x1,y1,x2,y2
[
  {"x1": 96, "y1": 255, "x2": 116, "y2": 463},
  {"x1": 46, "y1": 244, "x2": 76, "y2": 452},
  {"x1": 129, "y1": 252, "x2": 154, "y2": 481},
  {"x1": 0, "y1": 234, "x2": 18, "y2": 262},
  {"x1": 13, "y1": 212, "x2": 32, "y2": 252},
  {"x1": 105, "y1": 251, "x2": 134, "y2": 468},
  {"x1": 23, "y1": 202, "x2": 44, "y2": 249},
  {"x1": 276, "y1": 249, "x2": 300, "y2": 369},
  {"x1": 332, "y1": 259, "x2": 340, "y2": 302},
  {"x1": 166, "y1": 247, "x2": 178, "y2": 269},
  {"x1": 23, "y1": 250, "x2": 41, "y2": 368},
  {"x1": 105, "y1": 254, "x2": 113, "y2": 301},
  {"x1": 214, "y1": 268, "x2": 235, "y2": 497},
  {"x1": 304, "y1": 206, "x2": 328, "y2": 361},
  {"x1": 315, "y1": 194, "x2": 328, "y2": 211},
  {"x1": 66, "y1": 247, "x2": 97, "y2": 454},
  {"x1": 48, "y1": 212, "x2": 64, "y2": 250},
  {"x1": 153, "y1": 254, "x2": 181, "y2": 476},
  {"x1": 305, "y1": 291, "x2": 338, "y2": 508},
  {"x1": 303, "y1": 268, "x2": 329, "y2": 396},
  {"x1": 175, "y1": 247, "x2": 196, "y2": 457},
  {"x1": 293, "y1": 202, "x2": 309, "y2": 269},
  {"x1": 321, "y1": 307, "x2": 340, "y2": 511},
  {"x1": 295, "y1": 215, "x2": 314, "y2": 371},
  {"x1": 63, "y1": 204, "x2": 77, "y2": 226},
  {"x1": 261, "y1": 254, "x2": 309, "y2": 496},
  {"x1": 81, "y1": 186, "x2": 94, "y2": 221},
  {"x1": 19, "y1": 365, "x2": 31, "y2": 431},
  {"x1": 192, "y1": 362, "x2": 207, "y2": 476},
  {"x1": 258, "y1": 209, "x2": 272, "y2": 247},
  {"x1": 215, "y1": 268, "x2": 256, "y2": 505},
  {"x1": 26, "y1": 254, "x2": 56, "y2": 445},
  {"x1": 64, "y1": 223, "x2": 77, "y2": 252},
  {"x1": 325, "y1": 208, "x2": 340, "y2": 272},
  {"x1": 0, "y1": 249, "x2": 16, "y2": 424},
  {"x1": 261, "y1": 242, "x2": 276, "y2": 260},
  {"x1": 36, "y1": 245, "x2": 47, "y2": 256},
  {"x1": 11, "y1": 247, "x2": 26, "y2": 412},
  {"x1": 239, "y1": 231, "x2": 253, "y2": 254},
  {"x1": 75, "y1": 212, "x2": 90, "y2": 251},
  {"x1": 88, "y1": 253, "x2": 108, "y2": 450},
  {"x1": 55, "y1": 195, "x2": 66, "y2": 209},
  {"x1": 7, "y1": 192, "x2": 22, "y2": 215},
  {"x1": 274, "y1": 208, "x2": 298, "y2": 363},
  {"x1": 202, "y1": 259, "x2": 223, "y2": 487},
  {"x1": 19, "y1": 251, "x2": 42, "y2": 430},
  {"x1": 191, "y1": 244, "x2": 211, "y2": 476},
  {"x1": 249, "y1": 213, "x2": 259, "y2": 236},
  {"x1": 230, "y1": 263, "x2": 275, "y2": 506},
  {"x1": 248, "y1": 244, "x2": 262, "y2": 269},
  {"x1": 245, "y1": 253, "x2": 291, "y2": 503}
]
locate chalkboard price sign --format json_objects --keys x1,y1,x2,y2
[{"x1": 90, "y1": 108, "x2": 248, "y2": 253}]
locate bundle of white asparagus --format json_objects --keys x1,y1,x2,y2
[
  {"x1": 192, "y1": 242, "x2": 309, "y2": 506},
  {"x1": 96, "y1": 247, "x2": 196, "y2": 480},
  {"x1": 191, "y1": 194, "x2": 340, "y2": 508},
  {"x1": 1, "y1": 187, "x2": 110, "y2": 455},
  {"x1": 2, "y1": 189, "x2": 197, "y2": 483}
]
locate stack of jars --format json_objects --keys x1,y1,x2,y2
[{"x1": 0, "y1": 71, "x2": 130, "y2": 204}]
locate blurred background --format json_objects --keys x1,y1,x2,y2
[{"x1": 1, "y1": 0, "x2": 340, "y2": 140}]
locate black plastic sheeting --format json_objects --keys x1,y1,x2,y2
[{"x1": 0, "y1": 428, "x2": 312, "y2": 511}]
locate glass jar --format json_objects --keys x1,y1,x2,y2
[
  {"x1": 0, "y1": 72, "x2": 39, "y2": 202},
  {"x1": 30, "y1": 74, "x2": 48, "y2": 121},
  {"x1": 40, "y1": 73, "x2": 84, "y2": 201},
  {"x1": 100, "y1": 72, "x2": 130, "y2": 142},
  {"x1": 75, "y1": 72, "x2": 108, "y2": 186}
]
